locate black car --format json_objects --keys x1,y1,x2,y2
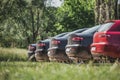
[
  {"x1": 47, "y1": 28, "x2": 88, "y2": 63},
  {"x1": 35, "y1": 32, "x2": 69, "y2": 62},
  {"x1": 27, "y1": 44, "x2": 36, "y2": 61},
  {"x1": 65, "y1": 25, "x2": 100, "y2": 63}
]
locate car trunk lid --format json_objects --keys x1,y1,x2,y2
[{"x1": 66, "y1": 34, "x2": 83, "y2": 47}]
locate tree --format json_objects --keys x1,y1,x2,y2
[
  {"x1": 94, "y1": 0, "x2": 120, "y2": 24},
  {"x1": 54, "y1": 0, "x2": 95, "y2": 33},
  {"x1": 0, "y1": 0, "x2": 45, "y2": 47}
]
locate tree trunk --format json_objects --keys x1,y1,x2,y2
[
  {"x1": 95, "y1": 0, "x2": 119, "y2": 24},
  {"x1": 30, "y1": 8, "x2": 35, "y2": 43}
]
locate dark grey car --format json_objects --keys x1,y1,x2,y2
[
  {"x1": 65, "y1": 25, "x2": 100, "y2": 63},
  {"x1": 27, "y1": 44, "x2": 36, "y2": 61},
  {"x1": 35, "y1": 32, "x2": 69, "y2": 62},
  {"x1": 47, "y1": 28, "x2": 88, "y2": 63}
]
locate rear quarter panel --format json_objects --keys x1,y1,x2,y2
[
  {"x1": 107, "y1": 32, "x2": 120, "y2": 44},
  {"x1": 80, "y1": 34, "x2": 93, "y2": 47}
]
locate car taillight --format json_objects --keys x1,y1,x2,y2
[
  {"x1": 52, "y1": 40, "x2": 60, "y2": 44},
  {"x1": 29, "y1": 46, "x2": 35, "y2": 49},
  {"x1": 72, "y1": 37, "x2": 83, "y2": 41},
  {"x1": 98, "y1": 34, "x2": 110, "y2": 38},
  {"x1": 38, "y1": 43, "x2": 45, "y2": 47}
]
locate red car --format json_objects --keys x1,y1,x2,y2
[{"x1": 91, "y1": 20, "x2": 120, "y2": 62}]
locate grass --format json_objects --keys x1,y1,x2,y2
[
  {"x1": 0, "y1": 47, "x2": 27, "y2": 61},
  {"x1": 0, "y1": 62, "x2": 120, "y2": 80},
  {"x1": 0, "y1": 47, "x2": 120, "y2": 80}
]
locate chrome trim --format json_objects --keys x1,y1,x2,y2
[
  {"x1": 35, "y1": 49, "x2": 43, "y2": 52},
  {"x1": 66, "y1": 44, "x2": 81, "y2": 47},
  {"x1": 48, "y1": 47, "x2": 58, "y2": 50}
]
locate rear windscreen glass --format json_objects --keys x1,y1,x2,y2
[
  {"x1": 98, "y1": 22, "x2": 114, "y2": 32},
  {"x1": 81, "y1": 25, "x2": 100, "y2": 34}
]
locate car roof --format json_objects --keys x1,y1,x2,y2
[
  {"x1": 61, "y1": 28, "x2": 88, "y2": 38},
  {"x1": 39, "y1": 32, "x2": 69, "y2": 42},
  {"x1": 104, "y1": 20, "x2": 120, "y2": 23},
  {"x1": 76, "y1": 25, "x2": 100, "y2": 35},
  {"x1": 30, "y1": 44, "x2": 36, "y2": 46},
  {"x1": 54, "y1": 32, "x2": 69, "y2": 38}
]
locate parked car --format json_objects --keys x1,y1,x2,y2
[
  {"x1": 27, "y1": 44, "x2": 36, "y2": 61},
  {"x1": 91, "y1": 20, "x2": 120, "y2": 62},
  {"x1": 65, "y1": 25, "x2": 100, "y2": 63},
  {"x1": 35, "y1": 32, "x2": 69, "y2": 62},
  {"x1": 47, "y1": 28, "x2": 88, "y2": 63}
]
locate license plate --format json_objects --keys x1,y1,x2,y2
[{"x1": 91, "y1": 47, "x2": 96, "y2": 51}]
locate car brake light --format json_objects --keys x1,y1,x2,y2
[
  {"x1": 98, "y1": 34, "x2": 110, "y2": 38},
  {"x1": 29, "y1": 46, "x2": 35, "y2": 49},
  {"x1": 72, "y1": 37, "x2": 83, "y2": 41},
  {"x1": 38, "y1": 43, "x2": 45, "y2": 47},
  {"x1": 52, "y1": 40, "x2": 60, "y2": 44}
]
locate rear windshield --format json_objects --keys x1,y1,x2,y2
[
  {"x1": 98, "y1": 22, "x2": 114, "y2": 32},
  {"x1": 54, "y1": 32, "x2": 68, "y2": 37},
  {"x1": 81, "y1": 25, "x2": 100, "y2": 34},
  {"x1": 62, "y1": 28, "x2": 87, "y2": 37}
]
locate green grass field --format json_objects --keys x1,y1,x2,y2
[
  {"x1": 0, "y1": 47, "x2": 27, "y2": 61},
  {"x1": 0, "y1": 47, "x2": 120, "y2": 80}
]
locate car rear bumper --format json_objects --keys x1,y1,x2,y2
[
  {"x1": 48, "y1": 47, "x2": 58, "y2": 50},
  {"x1": 91, "y1": 43, "x2": 109, "y2": 53},
  {"x1": 66, "y1": 44, "x2": 81, "y2": 47},
  {"x1": 35, "y1": 49, "x2": 44, "y2": 52},
  {"x1": 48, "y1": 47, "x2": 62, "y2": 56},
  {"x1": 35, "y1": 49, "x2": 49, "y2": 62},
  {"x1": 66, "y1": 44, "x2": 92, "y2": 62},
  {"x1": 48, "y1": 46, "x2": 66, "y2": 55},
  {"x1": 47, "y1": 47, "x2": 58, "y2": 56},
  {"x1": 91, "y1": 43, "x2": 120, "y2": 58},
  {"x1": 65, "y1": 44, "x2": 82, "y2": 56},
  {"x1": 47, "y1": 47, "x2": 70, "y2": 62}
]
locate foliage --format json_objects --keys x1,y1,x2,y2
[
  {"x1": 55, "y1": 0, "x2": 95, "y2": 32},
  {"x1": 41, "y1": 7, "x2": 59, "y2": 37},
  {"x1": 3, "y1": 0, "x2": 119, "y2": 48},
  {"x1": 0, "y1": 0, "x2": 45, "y2": 47}
]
